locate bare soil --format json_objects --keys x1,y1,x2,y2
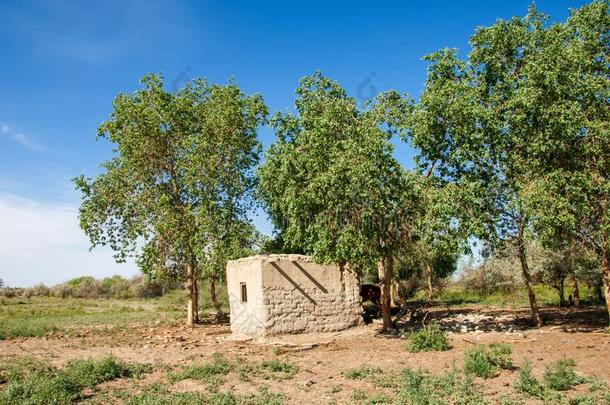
[{"x1": 1, "y1": 305, "x2": 609, "y2": 404}]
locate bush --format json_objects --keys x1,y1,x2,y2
[
  {"x1": 405, "y1": 323, "x2": 449, "y2": 352},
  {"x1": 64, "y1": 357, "x2": 149, "y2": 387},
  {"x1": 544, "y1": 359, "x2": 583, "y2": 391},
  {"x1": 463, "y1": 343, "x2": 512, "y2": 378},
  {"x1": 101, "y1": 276, "x2": 133, "y2": 299},
  {"x1": 24, "y1": 284, "x2": 50, "y2": 298},
  {"x1": 514, "y1": 361, "x2": 545, "y2": 399}
]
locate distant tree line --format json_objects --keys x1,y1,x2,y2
[{"x1": 0, "y1": 275, "x2": 180, "y2": 300}]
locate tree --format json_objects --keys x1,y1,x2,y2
[
  {"x1": 402, "y1": 4, "x2": 607, "y2": 326},
  {"x1": 510, "y1": 1, "x2": 610, "y2": 322},
  {"x1": 257, "y1": 72, "x2": 416, "y2": 332},
  {"x1": 75, "y1": 74, "x2": 267, "y2": 327}
]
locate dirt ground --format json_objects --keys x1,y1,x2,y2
[{"x1": 1, "y1": 305, "x2": 609, "y2": 404}]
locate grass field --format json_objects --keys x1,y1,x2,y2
[{"x1": 1, "y1": 286, "x2": 608, "y2": 404}]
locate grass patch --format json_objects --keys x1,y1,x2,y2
[
  {"x1": 543, "y1": 359, "x2": 583, "y2": 391},
  {"x1": 463, "y1": 343, "x2": 512, "y2": 378},
  {"x1": 396, "y1": 367, "x2": 485, "y2": 404},
  {"x1": 344, "y1": 365, "x2": 382, "y2": 380},
  {"x1": 169, "y1": 354, "x2": 298, "y2": 390},
  {"x1": 0, "y1": 356, "x2": 150, "y2": 405},
  {"x1": 260, "y1": 359, "x2": 298, "y2": 380},
  {"x1": 126, "y1": 383, "x2": 284, "y2": 405},
  {"x1": 168, "y1": 352, "x2": 231, "y2": 390},
  {"x1": 405, "y1": 323, "x2": 449, "y2": 353}
]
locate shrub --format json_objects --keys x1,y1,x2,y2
[
  {"x1": 23, "y1": 284, "x2": 50, "y2": 298},
  {"x1": 514, "y1": 360, "x2": 545, "y2": 398},
  {"x1": 101, "y1": 276, "x2": 133, "y2": 299},
  {"x1": 544, "y1": 359, "x2": 583, "y2": 391},
  {"x1": 406, "y1": 323, "x2": 449, "y2": 352},
  {"x1": 463, "y1": 343, "x2": 512, "y2": 378}
]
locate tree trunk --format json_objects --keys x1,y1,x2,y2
[
  {"x1": 210, "y1": 273, "x2": 223, "y2": 321},
  {"x1": 572, "y1": 278, "x2": 580, "y2": 308},
  {"x1": 426, "y1": 264, "x2": 433, "y2": 305},
  {"x1": 193, "y1": 277, "x2": 200, "y2": 323},
  {"x1": 558, "y1": 278, "x2": 566, "y2": 307},
  {"x1": 602, "y1": 252, "x2": 610, "y2": 325},
  {"x1": 377, "y1": 256, "x2": 394, "y2": 333},
  {"x1": 517, "y1": 219, "x2": 542, "y2": 327},
  {"x1": 185, "y1": 262, "x2": 196, "y2": 327}
]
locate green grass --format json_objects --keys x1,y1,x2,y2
[
  {"x1": 344, "y1": 365, "x2": 382, "y2": 380},
  {"x1": 405, "y1": 323, "x2": 449, "y2": 353},
  {"x1": 0, "y1": 285, "x2": 231, "y2": 341},
  {"x1": 0, "y1": 356, "x2": 150, "y2": 405},
  {"x1": 125, "y1": 383, "x2": 284, "y2": 405},
  {"x1": 0, "y1": 296, "x2": 182, "y2": 340},
  {"x1": 396, "y1": 367, "x2": 485, "y2": 404},
  {"x1": 463, "y1": 343, "x2": 512, "y2": 378},
  {"x1": 169, "y1": 353, "x2": 298, "y2": 391},
  {"x1": 409, "y1": 284, "x2": 596, "y2": 307}
]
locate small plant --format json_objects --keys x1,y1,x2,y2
[
  {"x1": 351, "y1": 389, "x2": 367, "y2": 401},
  {"x1": 405, "y1": 323, "x2": 449, "y2": 353},
  {"x1": 543, "y1": 359, "x2": 583, "y2": 391},
  {"x1": 514, "y1": 360, "x2": 545, "y2": 398},
  {"x1": 64, "y1": 356, "x2": 149, "y2": 387},
  {"x1": 260, "y1": 359, "x2": 298, "y2": 380},
  {"x1": 463, "y1": 343, "x2": 512, "y2": 378},
  {"x1": 344, "y1": 365, "x2": 382, "y2": 380},
  {"x1": 328, "y1": 384, "x2": 342, "y2": 394}
]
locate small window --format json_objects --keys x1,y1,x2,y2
[{"x1": 240, "y1": 282, "x2": 247, "y2": 302}]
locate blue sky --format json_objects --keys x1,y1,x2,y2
[{"x1": 0, "y1": 0, "x2": 590, "y2": 286}]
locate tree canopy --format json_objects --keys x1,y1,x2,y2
[{"x1": 75, "y1": 74, "x2": 268, "y2": 326}]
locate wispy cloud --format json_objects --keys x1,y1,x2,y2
[
  {"x1": 1, "y1": 123, "x2": 43, "y2": 151},
  {"x1": 0, "y1": 191, "x2": 138, "y2": 287}
]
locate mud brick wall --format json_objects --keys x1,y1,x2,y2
[{"x1": 227, "y1": 254, "x2": 363, "y2": 338}]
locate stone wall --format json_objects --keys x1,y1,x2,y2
[{"x1": 227, "y1": 254, "x2": 362, "y2": 337}]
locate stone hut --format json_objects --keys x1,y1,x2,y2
[{"x1": 226, "y1": 254, "x2": 362, "y2": 338}]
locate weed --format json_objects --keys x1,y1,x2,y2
[
  {"x1": 0, "y1": 356, "x2": 150, "y2": 405},
  {"x1": 405, "y1": 323, "x2": 449, "y2": 353},
  {"x1": 544, "y1": 359, "x2": 583, "y2": 391},
  {"x1": 514, "y1": 360, "x2": 545, "y2": 399},
  {"x1": 168, "y1": 352, "x2": 232, "y2": 390},
  {"x1": 463, "y1": 343, "x2": 512, "y2": 378},
  {"x1": 351, "y1": 389, "x2": 367, "y2": 401},
  {"x1": 259, "y1": 359, "x2": 298, "y2": 380},
  {"x1": 344, "y1": 365, "x2": 382, "y2": 380},
  {"x1": 396, "y1": 367, "x2": 485, "y2": 404},
  {"x1": 328, "y1": 383, "x2": 342, "y2": 393},
  {"x1": 64, "y1": 356, "x2": 149, "y2": 387}
]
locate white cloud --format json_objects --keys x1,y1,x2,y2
[
  {"x1": 0, "y1": 192, "x2": 139, "y2": 287},
  {"x1": 0, "y1": 124, "x2": 43, "y2": 151}
]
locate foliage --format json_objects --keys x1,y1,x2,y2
[
  {"x1": 405, "y1": 323, "x2": 449, "y2": 353},
  {"x1": 125, "y1": 384, "x2": 284, "y2": 405},
  {"x1": 74, "y1": 73, "x2": 267, "y2": 325},
  {"x1": 0, "y1": 356, "x2": 150, "y2": 405},
  {"x1": 543, "y1": 359, "x2": 584, "y2": 391},
  {"x1": 257, "y1": 72, "x2": 416, "y2": 331},
  {"x1": 463, "y1": 343, "x2": 512, "y2": 378},
  {"x1": 395, "y1": 367, "x2": 485, "y2": 405}
]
